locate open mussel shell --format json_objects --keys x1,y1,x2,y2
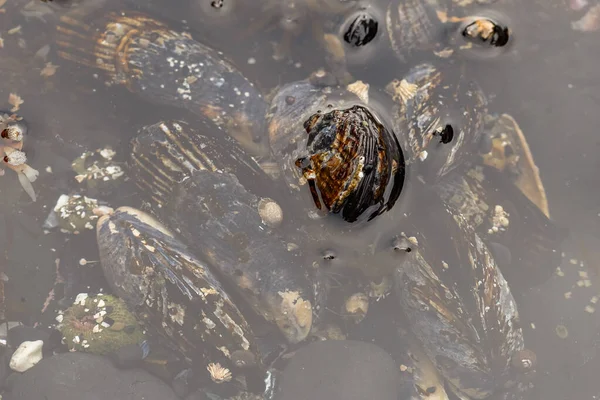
[
  {"x1": 393, "y1": 181, "x2": 528, "y2": 399},
  {"x1": 435, "y1": 165, "x2": 567, "y2": 292},
  {"x1": 96, "y1": 207, "x2": 262, "y2": 382},
  {"x1": 130, "y1": 120, "x2": 277, "y2": 208},
  {"x1": 165, "y1": 170, "x2": 314, "y2": 344},
  {"x1": 56, "y1": 4, "x2": 269, "y2": 156},
  {"x1": 386, "y1": 63, "x2": 487, "y2": 181},
  {"x1": 267, "y1": 79, "x2": 405, "y2": 223}
]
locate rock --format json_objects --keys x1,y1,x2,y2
[
  {"x1": 9, "y1": 340, "x2": 43, "y2": 373},
  {"x1": 4, "y1": 352, "x2": 180, "y2": 400},
  {"x1": 274, "y1": 340, "x2": 401, "y2": 400}
]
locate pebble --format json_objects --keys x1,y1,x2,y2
[{"x1": 9, "y1": 340, "x2": 43, "y2": 373}]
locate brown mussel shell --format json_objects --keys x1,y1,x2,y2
[
  {"x1": 268, "y1": 79, "x2": 405, "y2": 223},
  {"x1": 56, "y1": 5, "x2": 269, "y2": 156},
  {"x1": 165, "y1": 170, "x2": 314, "y2": 344},
  {"x1": 386, "y1": 63, "x2": 487, "y2": 182},
  {"x1": 296, "y1": 105, "x2": 404, "y2": 223},
  {"x1": 435, "y1": 165, "x2": 566, "y2": 292},
  {"x1": 96, "y1": 207, "x2": 262, "y2": 383},
  {"x1": 394, "y1": 181, "x2": 526, "y2": 400}
]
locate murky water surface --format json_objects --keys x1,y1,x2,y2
[{"x1": 0, "y1": 0, "x2": 599, "y2": 399}]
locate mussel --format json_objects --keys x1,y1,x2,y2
[
  {"x1": 267, "y1": 79, "x2": 405, "y2": 223},
  {"x1": 96, "y1": 206, "x2": 263, "y2": 386},
  {"x1": 386, "y1": 63, "x2": 487, "y2": 181},
  {"x1": 128, "y1": 120, "x2": 314, "y2": 344},
  {"x1": 386, "y1": 0, "x2": 511, "y2": 63},
  {"x1": 435, "y1": 164, "x2": 566, "y2": 291},
  {"x1": 394, "y1": 181, "x2": 531, "y2": 400},
  {"x1": 165, "y1": 170, "x2": 314, "y2": 344},
  {"x1": 56, "y1": 5, "x2": 269, "y2": 156}
]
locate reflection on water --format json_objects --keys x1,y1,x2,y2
[{"x1": 0, "y1": 0, "x2": 599, "y2": 398}]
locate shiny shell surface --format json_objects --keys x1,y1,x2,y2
[
  {"x1": 96, "y1": 206, "x2": 261, "y2": 380},
  {"x1": 268, "y1": 79, "x2": 405, "y2": 223}
]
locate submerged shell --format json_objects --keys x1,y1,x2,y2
[
  {"x1": 56, "y1": 7, "x2": 269, "y2": 156},
  {"x1": 386, "y1": 63, "x2": 487, "y2": 181},
  {"x1": 96, "y1": 207, "x2": 261, "y2": 376},
  {"x1": 435, "y1": 165, "x2": 566, "y2": 292},
  {"x1": 386, "y1": 0, "x2": 450, "y2": 62},
  {"x1": 267, "y1": 80, "x2": 405, "y2": 223},
  {"x1": 386, "y1": 0, "x2": 511, "y2": 62},
  {"x1": 480, "y1": 114, "x2": 549, "y2": 217},
  {"x1": 130, "y1": 120, "x2": 275, "y2": 208},
  {"x1": 165, "y1": 170, "x2": 314, "y2": 344},
  {"x1": 394, "y1": 181, "x2": 527, "y2": 399}
]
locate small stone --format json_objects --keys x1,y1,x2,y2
[{"x1": 9, "y1": 340, "x2": 44, "y2": 372}]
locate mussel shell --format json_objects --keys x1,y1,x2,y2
[
  {"x1": 268, "y1": 80, "x2": 405, "y2": 223},
  {"x1": 435, "y1": 165, "x2": 567, "y2": 292},
  {"x1": 96, "y1": 206, "x2": 261, "y2": 379},
  {"x1": 130, "y1": 120, "x2": 277, "y2": 208},
  {"x1": 480, "y1": 114, "x2": 549, "y2": 217},
  {"x1": 386, "y1": 0, "x2": 449, "y2": 63},
  {"x1": 56, "y1": 7, "x2": 269, "y2": 156},
  {"x1": 393, "y1": 181, "x2": 526, "y2": 399},
  {"x1": 386, "y1": 63, "x2": 487, "y2": 181},
  {"x1": 165, "y1": 170, "x2": 314, "y2": 344}
]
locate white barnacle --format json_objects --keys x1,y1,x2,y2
[
  {"x1": 207, "y1": 362, "x2": 232, "y2": 383},
  {"x1": 258, "y1": 198, "x2": 283, "y2": 228},
  {"x1": 168, "y1": 302, "x2": 185, "y2": 326}
]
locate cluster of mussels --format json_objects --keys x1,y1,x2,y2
[{"x1": 29, "y1": 0, "x2": 568, "y2": 399}]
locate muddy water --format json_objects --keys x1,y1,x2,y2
[{"x1": 0, "y1": 0, "x2": 599, "y2": 398}]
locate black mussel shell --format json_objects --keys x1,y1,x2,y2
[
  {"x1": 435, "y1": 165, "x2": 567, "y2": 292},
  {"x1": 296, "y1": 105, "x2": 405, "y2": 223},
  {"x1": 165, "y1": 170, "x2": 314, "y2": 344},
  {"x1": 268, "y1": 80, "x2": 405, "y2": 223},
  {"x1": 386, "y1": 63, "x2": 487, "y2": 181},
  {"x1": 130, "y1": 120, "x2": 277, "y2": 208},
  {"x1": 96, "y1": 206, "x2": 262, "y2": 382},
  {"x1": 394, "y1": 181, "x2": 527, "y2": 399}
]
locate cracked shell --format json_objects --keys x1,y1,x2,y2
[
  {"x1": 267, "y1": 79, "x2": 405, "y2": 223},
  {"x1": 96, "y1": 206, "x2": 262, "y2": 379},
  {"x1": 394, "y1": 181, "x2": 528, "y2": 400},
  {"x1": 386, "y1": 63, "x2": 487, "y2": 181},
  {"x1": 55, "y1": 5, "x2": 269, "y2": 156}
]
